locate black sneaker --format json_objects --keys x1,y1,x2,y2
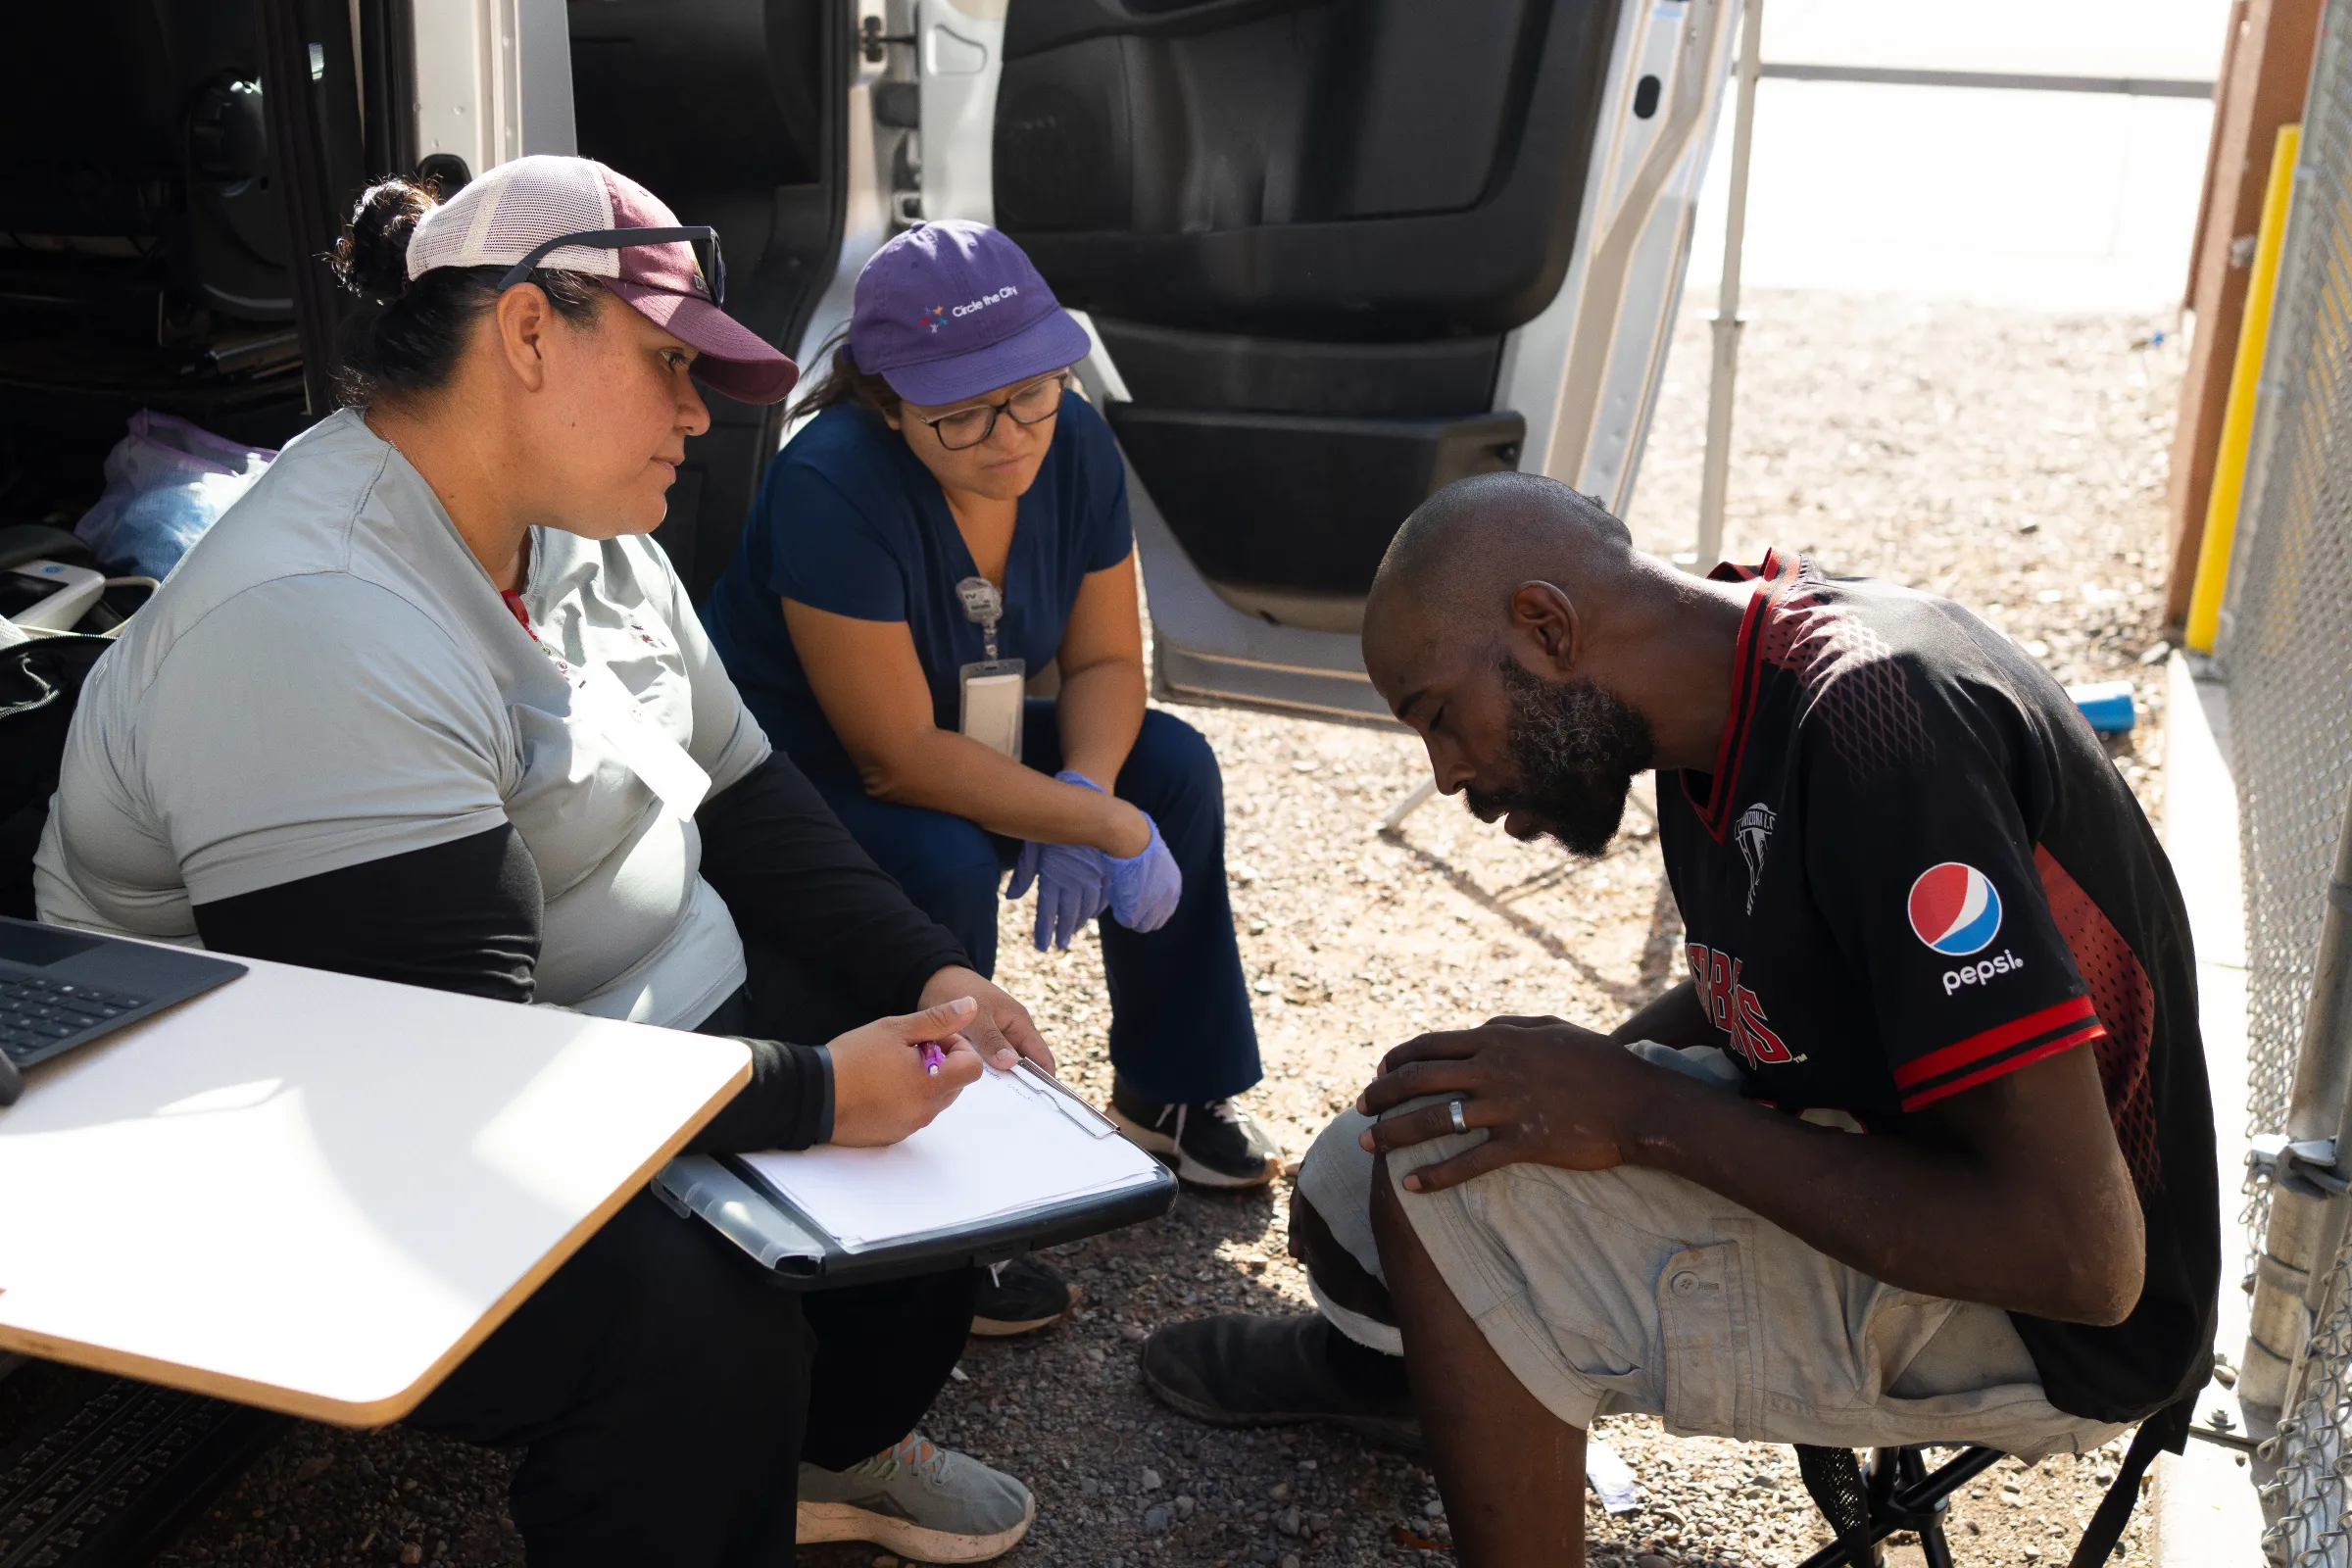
[
  {"x1": 1140, "y1": 1313, "x2": 1421, "y2": 1451},
  {"x1": 970, "y1": 1254, "x2": 1072, "y2": 1338},
  {"x1": 1108, "y1": 1077, "x2": 1284, "y2": 1189}
]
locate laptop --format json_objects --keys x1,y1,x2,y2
[{"x1": 0, "y1": 916, "x2": 246, "y2": 1106}]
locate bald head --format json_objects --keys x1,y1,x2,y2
[
  {"x1": 1358, "y1": 471, "x2": 1741, "y2": 853},
  {"x1": 1368, "y1": 470, "x2": 1636, "y2": 634}
]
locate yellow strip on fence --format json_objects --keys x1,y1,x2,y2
[{"x1": 2186, "y1": 122, "x2": 2301, "y2": 654}]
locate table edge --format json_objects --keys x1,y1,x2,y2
[{"x1": 0, "y1": 1046, "x2": 755, "y2": 1426}]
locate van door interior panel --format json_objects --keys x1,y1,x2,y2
[
  {"x1": 1094, "y1": 323, "x2": 1505, "y2": 420},
  {"x1": 1108, "y1": 408, "x2": 1526, "y2": 597},
  {"x1": 995, "y1": 0, "x2": 1618, "y2": 612},
  {"x1": 995, "y1": 0, "x2": 1616, "y2": 334}
]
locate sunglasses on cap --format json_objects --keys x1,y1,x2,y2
[{"x1": 496, "y1": 225, "x2": 727, "y2": 307}]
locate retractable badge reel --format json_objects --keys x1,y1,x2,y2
[{"x1": 956, "y1": 576, "x2": 1024, "y2": 760}]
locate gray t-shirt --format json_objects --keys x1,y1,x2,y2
[{"x1": 36, "y1": 408, "x2": 770, "y2": 1029}]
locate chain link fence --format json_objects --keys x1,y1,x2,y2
[
  {"x1": 2217, "y1": 1, "x2": 2352, "y2": 1558},
  {"x1": 2222, "y1": 3, "x2": 2352, "y2": 1267},
  {"x1": 2265, "y1": 1226, "x2": 2352, "y2": 1567}
]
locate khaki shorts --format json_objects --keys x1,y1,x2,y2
[{"x1": 1296, "y1": 1044, "x2": 2123, "y2": 1464}]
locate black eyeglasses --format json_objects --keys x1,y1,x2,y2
[
  {"x1": 917, "y1": 370, "x2": 1070, "y2": 451},
  {"x1": 496, "y1": 225, "x2": 726, "y2": 307}
]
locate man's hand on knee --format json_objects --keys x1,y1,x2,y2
[
  {"x1": 1363, "y1": 1016, "x2": 2147, "y2": 1325},
  {"x1": 1356, "y1": 1019, "x2": 1692, "y2": 1193}
]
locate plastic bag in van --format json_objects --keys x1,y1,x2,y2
[{"x1": 74, "y1": 411, "x2": 277, "y2": 581}]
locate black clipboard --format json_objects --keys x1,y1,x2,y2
[{"x1": 652, "y1": 1150, "x2": 1175, "y2": 1288}]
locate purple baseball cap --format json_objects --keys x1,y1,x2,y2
[{"x1": 846, "y1": 220, "x2": 1094, "y2": 407}]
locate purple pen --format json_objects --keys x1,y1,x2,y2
[{"x1": 920, "y1": 1041, "x2": 947, "y2": 1077}]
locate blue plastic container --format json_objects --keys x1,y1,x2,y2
[{"x1": 2066, "y1": 680, "x2": 2136, "y2": 735}]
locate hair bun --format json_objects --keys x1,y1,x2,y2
[{"x1": 331, "y1": 177, "x2": 437, "y2": 304}]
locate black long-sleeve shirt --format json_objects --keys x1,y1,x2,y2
[{"x1": 191, "y1": 752, "x2": 968, "y2": 1152}]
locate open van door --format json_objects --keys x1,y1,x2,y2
[{"x1": 933, "y1": 0, "x2": 1740, "y2": 725}]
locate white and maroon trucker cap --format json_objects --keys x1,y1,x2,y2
[{"x1": 404, "y1": 154, "x2": 796, "y2": 405}]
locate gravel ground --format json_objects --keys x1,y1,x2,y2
[{"x1": 117, "y1": 288, "x2": 2186, "y2": 1566}]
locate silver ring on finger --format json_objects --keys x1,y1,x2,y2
[{"x1": 1448, "y1": 1099, "x2": 1469, "y2": 1136}]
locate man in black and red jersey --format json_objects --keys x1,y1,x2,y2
[{"x1": 1139, "y1": 473, "x2": 2217, "y2": 1565}]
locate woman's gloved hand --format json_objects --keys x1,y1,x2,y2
[
  {"x1": 1105, "y1": 817, "x2": 1182, "y2": 932},
  {"x1": 1006, "y1": 769, "x2": 1118, "y2": 951},
  {"x1": 1006, "y1": 838, "x2": 1110, "y2": 951}
]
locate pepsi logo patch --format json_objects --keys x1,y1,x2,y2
[{"x1": 1908, "y1": 862, "x2": 2003, "y2": 956}]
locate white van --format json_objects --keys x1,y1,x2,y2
[{"x1": 6, "y1": 0, "x2": 1740, "y2": 723}]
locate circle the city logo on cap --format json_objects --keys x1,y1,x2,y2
[{"x1": 1907, "y1": 861, "x2": 2003, "y2": 956}]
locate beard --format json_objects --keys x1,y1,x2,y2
[{"x1": 1465, "y1": 659, "x2": 1656, "y2": 857}]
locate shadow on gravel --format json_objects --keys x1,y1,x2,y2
[
  {"x1": 803, "y1": 1180, "x2": 1450, "y2": 1568},
  {"x1": 1382, "y1": 834, "x2": 1659, "y2": 1013}
]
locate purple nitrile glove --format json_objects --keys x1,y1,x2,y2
[
  {"x1": 1106, "y1": 815, "x2": 1182, "y2": 932},
  {"x1": 1004, "y1": 770, "x2": 1115, "y2": 951}
]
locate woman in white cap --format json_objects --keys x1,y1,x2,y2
[
  {"x1": 703, "y1": 221, "x2": 1280, "y2": 1236},
  {"x1": 38, "y1": 157, "x2": 1038, "y2": 1567}
]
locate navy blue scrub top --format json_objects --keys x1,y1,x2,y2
[{"x1": 701, "y1": 396, "x2": 1135, "y2": 778}]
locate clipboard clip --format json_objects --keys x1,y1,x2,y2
[{"x1": 1008, "y1": 1059, "x2": 1121, "y2": 1139}]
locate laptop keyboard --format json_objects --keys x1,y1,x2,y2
[{"x1": 0, "y1": 975, "x2": 149, "y2": 1063}]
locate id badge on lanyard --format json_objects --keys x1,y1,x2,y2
[{"x1": 956, "y1": 575, "x2": 1024, "y2": 761}]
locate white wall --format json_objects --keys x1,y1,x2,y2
[
  {"x1": 1684, "y1": 0, "x2": 2234, "y2": 311},
  {"x1": 1761, "y1": 0, "x2": 2233, "y2": 78}
]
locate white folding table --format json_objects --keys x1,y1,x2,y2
[{"x1": 0, "y1": 954, "x2": 749, "y2": 1425}]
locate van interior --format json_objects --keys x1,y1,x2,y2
[
  {"x1": 7, "y1": 0, "x2": 1625, "y2": 613},
  {"x1": 4, "y1": 0, "x2": 850, "y2": 605}
]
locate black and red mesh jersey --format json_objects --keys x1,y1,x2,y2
[{"x1": 1655, "y1": 550, "x2": 2217, "y2": 1423}]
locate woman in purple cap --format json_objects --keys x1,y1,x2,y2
[
  {"x1": 41, "y1": 161, "x2": 1042, "y2": 1567},
  {"x1": 703, "y1": 221, "x2": 1277, "y2": 1210}
]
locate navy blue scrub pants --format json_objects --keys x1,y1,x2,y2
[{"x1": 806, "y1": 701, "x2": 1260, "y2": 1105}]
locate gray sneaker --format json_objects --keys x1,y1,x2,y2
[{"x1": 797, "y1": 1435, "x2": 1035, "y2": 1562}]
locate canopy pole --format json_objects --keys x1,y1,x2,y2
[{"x1": 1694, "y1": 0, "x2": 1765, "y2": 572}]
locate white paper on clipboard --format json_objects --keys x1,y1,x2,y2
[{"x1": 738, "y1": 1064, "x2": 1159, "y2": 1250}]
